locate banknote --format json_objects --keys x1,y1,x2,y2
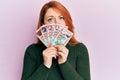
[
  {"x1": 53, "y1": 28, "x2": 73, "y2": 46},
  {"x1": 36, "y1": 25, "x2": 49, "y2": 47}
]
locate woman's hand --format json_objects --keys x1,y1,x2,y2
[
  {"x1": 42, "y1": 47, "x2": 57, "y2": 68},
  {"x1": 55, "y1": 44, "x2": 69, "y2": 64}
]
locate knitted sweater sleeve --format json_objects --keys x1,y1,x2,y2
[
  {"x1": 21, "y1": 44, "x2": 50, "y2": 80},
  {"x1": 59, "y1": 43, "x2": 91, "y2": 80}
]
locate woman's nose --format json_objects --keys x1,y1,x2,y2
[{"x1": 54, "y1": 18, "x2": 60, "y2": 24}]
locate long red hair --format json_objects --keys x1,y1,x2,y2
[{"x1": 36, "y1": 1, "x2": 79, "y2": 45}]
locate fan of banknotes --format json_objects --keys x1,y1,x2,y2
[{"x1": 36, "y1": 24, "x2": 73, "y2": 47}]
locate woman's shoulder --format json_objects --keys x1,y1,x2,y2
[
  {"x1": 68, "y1": 42, "x2": 88, "y2": 49},
  {"x1": 68, "y1": 42, "x2": 89, "y2": 55},
  {"x1": 25, "y1": 43, "x2": 46, "y2": 52},
  {"x1": 26, "y1": 43, "x2": 39, "y2": 51},
  {"x1": 67, "y1": 42, "x2": 88, "y2": 52},
  {"x1": 76, "y1": 42, "x2": 88, "y2": 49}
]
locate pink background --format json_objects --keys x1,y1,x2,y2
[{"x1": 0, "y1": 0, "x2": 120, "y2": 80}]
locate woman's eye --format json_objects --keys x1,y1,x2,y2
[
  {"x1": 48, "y1": 18, "x2": 53, "y2": 22},
  {"x1": 59, "y1": 16, "x2": 64, "y2": 20}
]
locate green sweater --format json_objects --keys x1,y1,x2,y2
[{"x1": 21, "y1": 43, "x2": 90, "y2": 80}]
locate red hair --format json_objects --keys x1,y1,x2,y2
[{"x1": 36, "y1": 1, "x2": 79, "y2": 45}]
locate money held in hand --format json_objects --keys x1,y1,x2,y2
[{"x1": 36, "y1": 24, "x2": 73, "y2": 47}]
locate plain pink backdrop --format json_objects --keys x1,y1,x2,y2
[{"x1": 0, "y1": 0, "x2": 120, "y2": 80}]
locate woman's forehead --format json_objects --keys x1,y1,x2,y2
[{"x1": 45, "y1": 8, "x2": 62, "y2": 16}]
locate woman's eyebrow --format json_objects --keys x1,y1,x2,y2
[{"x1": 46, "y1": 16, "x2": 54, "y2": 18}]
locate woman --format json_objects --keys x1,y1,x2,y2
[{"x1": 21, "y1": 1, "x2": 91, "y2": 80}]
